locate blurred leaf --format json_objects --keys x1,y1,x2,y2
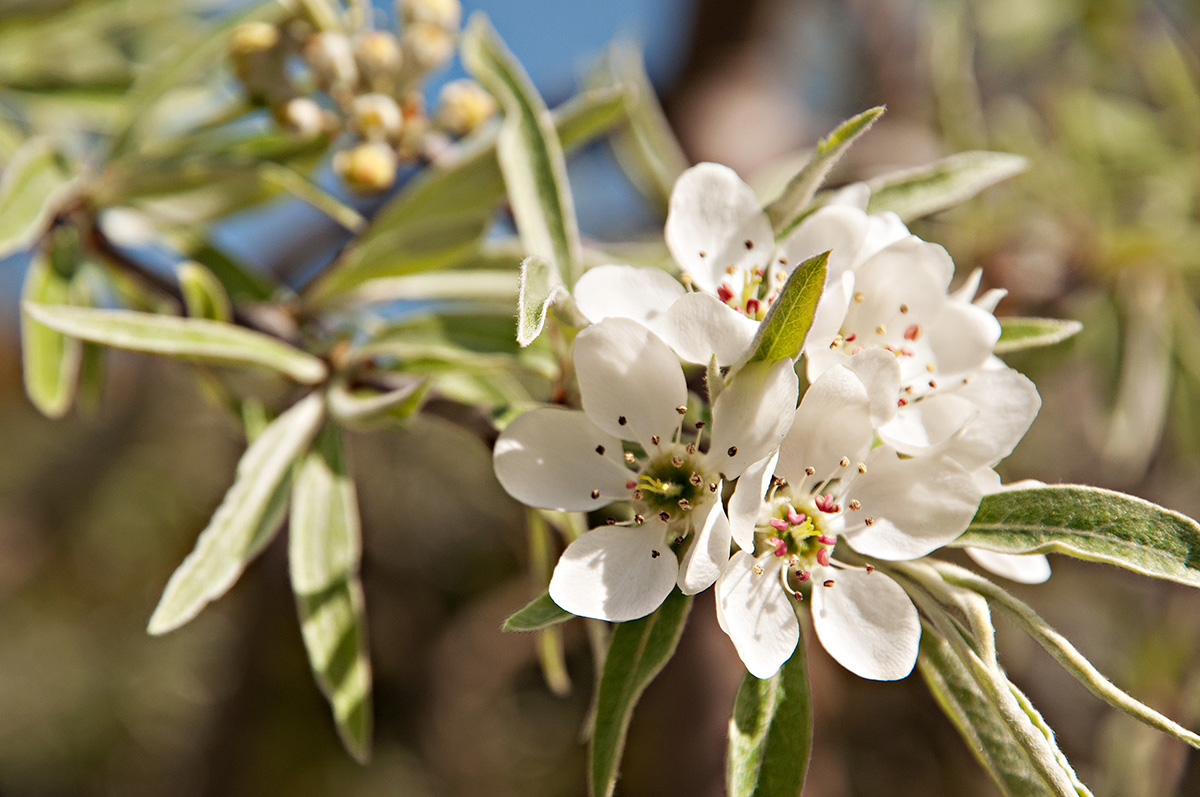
[
  {"x1": 0, "y1": 137, "x2": 72, "y2": 259},
  {"x1": 176, "y1": 261, "x2": 232, "y2": 322},
  {"x1": 743, "y1": 251, "x2": 828, "y2": 365},
  {"x1": 953, "y1": 485, "x2": 1200, "y2": 588},
  {"x1": 329, "y1": 268, "x2": 517, "y2": 308},
  {"x1": 517, "y1": 255, "x2": 566, "y2": 347},
  {"x1": 290, "y1": 424, "x2": 372, "y2": 762},
  {"x1": 20, "y1": 228, "x2": 83, "y2": 417},
  {"x1": 527, "y1": 510, "x2": 570, "y2": 694},
  {"x1": 766, "y1": 106, "x2": 884, "y2": 236},
  {"x1": 258, "y1": 162, "x2": 365, "y2": 233},
  {"x1": 22, "y1": 304, "x2": 328, "y2": 384},
  {"x1": 995, "y1": 317, "x2": 1083, "y2": 353},
  {"x1": 866, "y1": 151, "x2": 1028, "y2": 222},
  {"x1": 183, "y1": 238, "x2": 276, "y2": 302},
  {"x1": 462, "y1": 13, "x2": 582, "y2": 286},
  {"x1": 326, "y1": 377, "x2": 428, "y2": 426},
  {"x1": 148, "y1": 392, "x2": 325, "y2": 634},
  {"x1": 501, "y1": 591, "x2": 573, "y2": 633},
  {"x1": 726, "y1": 631, "x2": 813, "y2": 797},
  {"x1": 590, "y1": 589, "x2": 692, "y2": 797}
]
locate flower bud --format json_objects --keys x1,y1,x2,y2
[
  {"x1": 401, "y1": 22, "x2": 455, "y2": 74},
  {"x1": 304, "y1": 31, "x2": 359, "y2": 95},
  {"x1": 399, "y1": 0, "x2": 462, "y2": 31},
  {"x1": 229, "y1": 23, "x2": 290, "y2": 103},
  {"x1": 434, "y1": 79, "x2": 496, "y2": 137},
  {"x1": 350, "y1": 93, "x2": 404, "y2": 140},
  {"x1": 335, "y1": 141, "x2": 398, "y2": 193},
  {"x1": 355, "y1": 31, "x2": 403, "y2": 93},
  {"x1": 229, "y1": 22, "x2": 280, "y2": 56},
  {"x1": 278, "y1": 96, "x2": 328, "y2": 137}
]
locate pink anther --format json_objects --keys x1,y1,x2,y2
[
  {"x1": 717, "y1": 284, "x2": 735, "y2": 303},
  {"x1": 768, "y1": 518, "x2": 789, "y2": 531},
  {"x1": 768, "y1": 537, "x2": 788, "y2": 557},
  {"x1": 786, "y1": 508, "x2": 806, "y2": 525},
  {"x1": 818, "y1": 535, "x2": 837, "y2": 545},
  {"x1": 816, "y1": 548, "x2": 831, "y2": 567}
]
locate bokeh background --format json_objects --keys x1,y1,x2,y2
[{"x1": 3, "y1": 0, "x2": 1200, "y2": 794}]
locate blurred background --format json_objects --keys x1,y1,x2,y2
[{"x1": 3, "y1": 0, "x2": 1200, "y2": 794}]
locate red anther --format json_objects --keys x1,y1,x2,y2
[
  {"x1": 717, "y1": 283, "x2": 735, "y2": 303},
  {"x1": 816, "y1": 548, "x2": 831, "y2": 567},
  {"x1": 626, "y1": 480, "x2": 638, "y2": 490},
  {"x1": 897, "y1": 398, "x2": 908, "y2": 407},
  {"x1": 904, "y1": 324, "x2": 922, "y2": 341},
  {"x1": 768, "y1": 518, "x2": 789, "y2": 531},
  {"x1": 768, "y1": 537, "x2": 788, "y2": 557},
  {"x1": 796, "y1": 570, "x2": 810, "y2": 582},
  {"x1": 843, "y1": 333, "x2": 857, "y2": 342},
  {"x1": 815, "y1": 494, "x2": 838, "y2": 513},
  {"x1": 745, "y1": 298, "x2": 761, "y2": 314},
  {"x1": 818, "y1": 535, "x2": 837, "y2": 545},
  {"x1": 787, "y1": 508, "x2": 806, "y2": 525},
  {"x1": 865, "y1": 564, "x2": 875, "y2": 574}
]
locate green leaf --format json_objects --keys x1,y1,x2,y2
[
  {"x1": 180, "y1": 237, "x2": 277, "y2": 303},
  {"x1": 743, "y1": 251, "x2": 828, "y2": 365},
  {"x1": 290, "y1": 424, "x2": 372, "y2": 763},
  {"x1": 995, "y1": 317, "x2": 1084, "y2": 354},
  {"x1": 765, "y1": 107, "x2": 884, "y2": 237},
  {"x1": 461, "y1": 13, "x2": 582, "y2": 286},
  {"x1": 176, "y1": 261, "x2": 233, "y2": 323},
  {"x1": 953, "y1": 485, "x2": 1200, "y2": 588},
  {"x1": 517, "y1": 255, "x2": 565, "y2": 347},
  {"x1": 727, "y1": 631, "x2": 813, "y2": 797},
  {"x1": 526, "y1": 510, "x2": 570, "y2": 695},
  {"x1": 258, "y1": 162, "x2": 366, "y2": 233},
  {"x1": 326, "y1": 378, "x2": 429, "y2": 426},
  {"x1": 20, "y1": 227, "x2": 85, "y2": 418},
  {"x1": 148, "y1": 392, "x2": 324, "y2": 635},
  {"x1": 502, "y1": 592, "x2": 573, "y2": 632},
  {"x1": 590, "y1": 589, "x2": 692, "y2": 797},
  {"x1": 22, "y1": 304, "x2": 328, "y2": 385},
  {"x1": 865, "y1": 151, "x2": 1027, "y2": 222},
  {"x1": 327, "y1": 268, "x2": 517, "y2": 309},
  {"x1": 0, "y1": 137, "x2": 72, "y2": 259}
]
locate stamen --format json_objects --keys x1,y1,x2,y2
[
  {"x1": 671, "y1": 456, "x2": 683, "y2": 467},
  {"x1": 618, "y1": 415, "x2": 627, "y2": 425},
  {"x1": 839, "y1": 457, "x2": 850, "y2": 468},
  {"x1": 778, "y1": 256, "x2": 788, "y2": 265},
  {"x1": 796, "y1": 570, "x2": 810, "y2": 582},
  {"x1": 793, "y1": 591, "x2": 803, "y2": 600},
  {"x1": 606, "y1": 518, "x2": 616, "y2": 525},
  {"x1": 708, "y1": 482, "x2": 718, "y2": 492},
  {"x1": 752, "y1": 564, "x2": 764, "y2": 575},
  {"x1": 864, "y1": 516, "x2": 874, "y2": 526},
  {"x1": 658, "y1": 511, "x2": 670, "y2": 522},
  {"x1": 625, "y1": 452, "x2": 636, "y2": 464},
  {"x1": 727, "y1": 446, "x2": 738, "y2": 457},
  {"x1": 590, "y1": 489, "x2": 600, "y2": 499},
  {"x1": 686, "y1": 443, "x2": 696, "y2": 455},
  {"x1": 857, "y1": 463, "x2": 867, "y2": 474},
  {"x1": 651, "y1": 435, "x2": 661, "y2": 445},
  {"x1": 903, "y1": 324, "x2": 921, "y2": 341},
  {"x1": 634, "y1": 514, "x2": 644, "y2": 524},
  {"x1": 817, "y1": 535, "x2": 836, "y2": 545},
  {"x1": 632, "y1": 489, "x2": 643, "y2": 500},
  {"x1": 678, "y1": 499, "x2": 691, "y2": 510},
  {"x1": 865, "y1": 564, "x2": 875, "y2": 574},
  {"x1": 816, "y1": 548, "x2": 831, "y2": 566},
  {"x1": 805, "y1": 466, "x2": 816, "y2": 476},
  {"x1": 768, "y1": 537, "x2": 787, "y2": 557},
  {"x1": 900, "y1": 303, "x2": 909, "y2": 313},
  {"x1": 926, "y1": 362, "x2": 936, "y2": 372},
  {"x1": 853, "y1": 291, "x2": 865, "y2": 303},
  {"x1": 675, "y1": 405, "x2": 687, "y2": 415},
  {"x1": 848, "y1": 499, "x2": 861, "y2": 511},
  {"x1": 651, "y1": 550, "x2": 660, "y2": 558},
  {"x1": 626, "y1": 480, "x2": 637, "y2": 489},
  {"x1": 844, "y1": 333, "x2": 857, "y2": 342},
  {"x1": 787, "y1": 508, "x2": 806, "y2": 525},
  {"x1": 928, "y1": 379, "x2": 937, "y2": 388},
  {"x1": 744, "y1": 239, "x2": 754, "y2": 249},
  {"x1": 815, "y1": 494, "x2": 841, "y2": 513},
  {"x1": 769, "y1": 518, "x2": 789, "y2": 531},
  {"x1": 823, "y1": 579, "x2": 835, "y2": 588},
  {"x1": 595, "y1": 445, "x2": 606, "y2": 455},
  {"x1": 876, "y1": 325, "x2": 886, "y2": 335},
  {"x1": 897, "y1": 398, "x2": 908, "y2": 407},
  {"x1": 689, "y1": 472, "x2": 702, "y2": 486},
  {"x1": 695, "y1": 421, "x2": 706, "y2": 429},
  {"x1": 698, "y1": 251, "x2": 707, "y2": 258},
  {"x1": 717, "y1": 283, "x2": 734, "y2": 303}
]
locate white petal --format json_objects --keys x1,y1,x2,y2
[
  {"x1": 974, "y1": 288, "x2": 1007, "y2": 313},
  {"x1": 549, "y1": 523, "x2": 677, "y2": 622},
  {"x1": 710, "y1": 359, "x2": 799, "y2": 480},
  {"x1": 810, "y1": 566, "x2": 920, "y2": 680},
  {"x1": 728, "y1": 453, "x2": 777, "y2": 552},
  {"x1": 926, "y1": 301, "x2": 1001, "y2": 376},
  {"x1": 824, "y1": 181, "x2": 870, "y2": 209},
  {"x1": 573, "y1": 264, "x2": 686, "y2": 331},
  {"x1": 878, "y1": 393, "x2": 979, "y2": 455},
  {"x1": 943, "y1": 368, "x2": 1042, "y2": 471},
  {"x1": 844, "y1": 238, "x2": 952, "y2": 332},
  {"x1": 950, "y1": 268, "x2": 983, "y2": 304},
  {"x1": 665, "y1": 163, "x2": 775, "y2": 293},
  {"x1": 803, "y1": 271, "x2": 854, "y2": 372},
  {"x1": 778, "y1": 204, "x2": 869, "y2": 284},
  {"x1": 678, "y1": 494, "x2": 732, "y2": 594},
  {"x1": 861, "y1": 212, "x2": 910, "y2": 261},
  {"x1": 574, "y1": 318, "x2": 688, "y2": 444},
  {"x1": 844, "y1": 348, "x2": 902, "y2": 426},
  {"x1": 493, "y1": 408, "x2": 632, "y2": 511},
  {"x1": 660, "y1": 291, "x2": 760, "y2": 366},
  {"x1": 965, "y1": 548, "x2": 1052, "y2": 585},
  {"x1": 717, "y1": 552, "x2": 799, "y2": 679},
  {"x1": 777, "y1": 364, "x2": 873, "y2": 488},
  {"x1": 843, "y1": 448, "x2": 982, "y2": 560}
]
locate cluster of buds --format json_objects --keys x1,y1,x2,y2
[{"x1": 227, "y1": 0, "x2": 497, "y2": 194}]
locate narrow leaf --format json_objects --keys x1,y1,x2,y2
[
  {"x1": 177, "y1": 261, "x2": 233, "y2": 323},
  {"x1": 527, "y1": 509, "x2": 570, "y2": 694},
  {"x1": 743, "y1": 251, "x2": 829, "y2": 365},
  {"x1": 865, "y1": 151, "x2": 1027, "y2": 222},
  {"x1": 996, "y1": 317, "x2": 1084, "y2": 354},
  {"x1": 22, "y1": 304, "x2": 328, "y2": 385},
  {"x1": 20, "y1": 232, "x2": 83, "y2": 417},
  {"x1": 517, "y1": 255, "x2": 565, "y2": 347},
  {"x1": 258, "y1": 162, "x2": 366, "y2": 233},
  {"x1": 461, "y1": 13, "x2": 583, "y2": 285},
  {"x1": 502, "y1": 592, "x2": 573, "y2": 633},
  {"x1": 148, "y1": 392, "x2": 325, "y2": 634},
  {"x1": 590, "y1": 589, "x2": 692, "y2": 797},
  {"x1": 765, "y1": 107, "x2": 884, "y2": 237},
  {"x1": 0, "y1": 137, "x2": 72, "y2": 259},
  {"x1": 328, "y1": 268, "x2": 517, "y2": 309},
  {"x1": 727, "y1": 630, "x2": 813, "y2": 797},
  {"x1": 953, "y1": 485, "x2": 1200, "y2": 588},
  {"x1": 290, "y1": 424, "x2": 372, "y2": 762},
  {"x1": 326, "y1": 378, "x2": 428, "y2": 426}
]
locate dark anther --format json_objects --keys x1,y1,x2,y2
[
  {"x1": 595, "y1": 445, "x2": 605, "y2": 455},
  {"x1": 590, "y1": 489, "x2": 600, "y2": 499},
  {"x1": 651, "y1": 550, "x2": 661, "y2": 558},
  {"x1": 618, "y1": 415, "x2": 627, "y2": 426},
  {"x1": 727, "y1": 446, "x2": 738, "y2": 457}
]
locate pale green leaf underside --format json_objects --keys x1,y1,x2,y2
[
  {"x1": 745, "y1": 251, "x2": 829, "y2": 364},
  {"x1": 148, "y1": 393, "x2": 325, "y2": 634},
  {"x1": 329, "y1": 268, "x2": 517, "y2": 308},
  {"x1": 954, "y1": 485, "x2": 1200, "y2": 588},
  {"x1": 290, "y1": 424, "x2": 372, "y2": 762},
  {"x1": 501, "y1": 591, "x2": 573, "y2": 632},
  {"x1": 20, "y1": 250, "x2": 82, "y2": 418},
  {"x1": 177, "y1": 261, "x2": 233, "y2": 323},
  {"x1": 517, "y1": 255, "x2": 563, "y2": 347},
  {"x1": 727, "y1": 629, "x2": 813, "y2": 797},
  {"x1": 23, "y1": 304, "x2": 328, "y2": 385},
  {"x1": 866, "y1": 150, "x2": 1027, "y2": 222},
  {"x1": 326, "y1": 378, "x2": 428, "y2": 425},
  {"x1": 0, "y1": 137, "x2": 73, "y2": 259},
  {"x1": 995, "y1": 317, "x2": 1084, "y2": 354},
  {"x1": 590, "y1": 590, "x2": 692, "y2": 797}
]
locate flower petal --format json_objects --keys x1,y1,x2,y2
[
  {"x1": 843, "y1": 448, "x2": 982, "y2": 560},
  {"x1": 810, "y1": 565, "x2": 920, "y2": 680},
  {"x1": 573, "y1": 264, "x2": 686, "y2": 331},
  {"x1": 665, "y1": 163, "x2": 775, "y2": 293},
  {"x1": 574, "y1": 318, "x2": 688, "y2": 444},
  {"x1": 728, "y1": 453, "x2": 777, "y2": 551},
  {"x1": 710, "y1": 359, "x2": 799, "y2": 480},
  {"x1": 778, "y1": 204, "x2": 869, "y2": 284},
  {"x1": 660, "y1": 291, "x2": 760, "y2": 365},
  {"x1": 776, "y1": 364, "x2": 873, "y2": 489},
  {"x1": 942, "y1": 368, "x2": 1041, "y2": 471},
  {"x1": 678, "y1": 493, "x2": 732, "y2": 594},
  {"x1": 717, "y1": 551, "x2": 799, "y2": 679},
  {"x1": 965, "y1": 548, "x2": 1052, "y2": 585},
  {"x1": 548, "y1": 523, "x2": 678, "y2": 622},
  {"x1": 493, "y1": 408, "x2": 632, "y2": 511},
  {"x1": 803, "y1": 270, "x2": 854, "y2": 374},
  {"x1": 878, "y1": 392, "x2": 979, "y2": 455},
  {"x1": 844, "y1": 348, "x2": 902, "y2": 427},
  {"x1": 926, "y1": 301, "x2": 1001, "y2": 376}
]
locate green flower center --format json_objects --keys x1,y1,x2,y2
[{"x1": 635, "y1": 448, "x2": 713, "y2": 520}]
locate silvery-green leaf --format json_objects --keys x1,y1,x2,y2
[
  {"x1": 328, "y1": 268, "x2": 517, "y2": 308},
  {"x1": 326, "y1": 377, "x2": 428, "y2": 426},
  {"x1": 866, "y1": 151, "x2": 1028, "y2": 222},
  {"x1": 20, "y1": 232, "x2": 82, "y2": 418},
  {"x1": 953, "y1": 485, "x2": 1200, "y2": 588},
  {"x1": 290, "y1": 424, "x2": 372, "y2": 762},
  {"x1": 462, "y1": 13, "x2": 582, "y2": 287},
  {"x1": 995, "y1": 317, "x2": 1084, "y2": 354},
  {"x1": 517, "y1": 255, "x2": 566, "y2": 347},
  {"x1": 22, "y1": 304, "x2": 328, "y2": 384},
  {"x1": 0, "y1": 137, "x2": 73, "y2": 259},
  {"x1": 590, "y1": 589, "x2": 692, "y2": 797},
  {"x1": 766, "y1": 106, "x2": 885, "y2": 237},
  {"x1": 149, "y1": 392, "x2": 324, "y2": 635},
  {"x1": 176, "y1": 261, "x2": 233, "y2": 323},
  {"x1": 258, "y1": 162, "x2": 365, "y2": 233},
  {"x1": 527, "y1": 510, "x2": 570, "y2": 695},
  {"x1": 502, "y1": 591, "x2": 573, "y2": 632},
  {"x1": 727, "y1": 629, "x2": 813, "y2": 797},
  {"x1": 742, "y1": 251, "x2": 828, "y2": 365}
]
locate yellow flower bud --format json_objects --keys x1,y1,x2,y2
[
  {"x1": 335, "y1": 142, "x2": 398, "y2": 193},
  {"x1": 279, "y1": 97, "x2": 328, "y2": 137},
  {"x1": 304, "y1": 31, "x2": 359, "y2": 94},
  {"x1": 229, "y1": 22, "x2": 280, "y2": 56},
  {"x1": 434, "y1": 79, "x2": 496, "y2": 137},
  {"x1": 350, "y1": 93, "x2": 404, "y2": 140},
  {"x1": 400, "y1": 0, "x2": 462, "y2": 31},
  {"x1": 402, "y1": 22, "x2": 455, "y2": 74},
  {"x1": 355, "y1": 31, "x2": 404, "y2": 93}
]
